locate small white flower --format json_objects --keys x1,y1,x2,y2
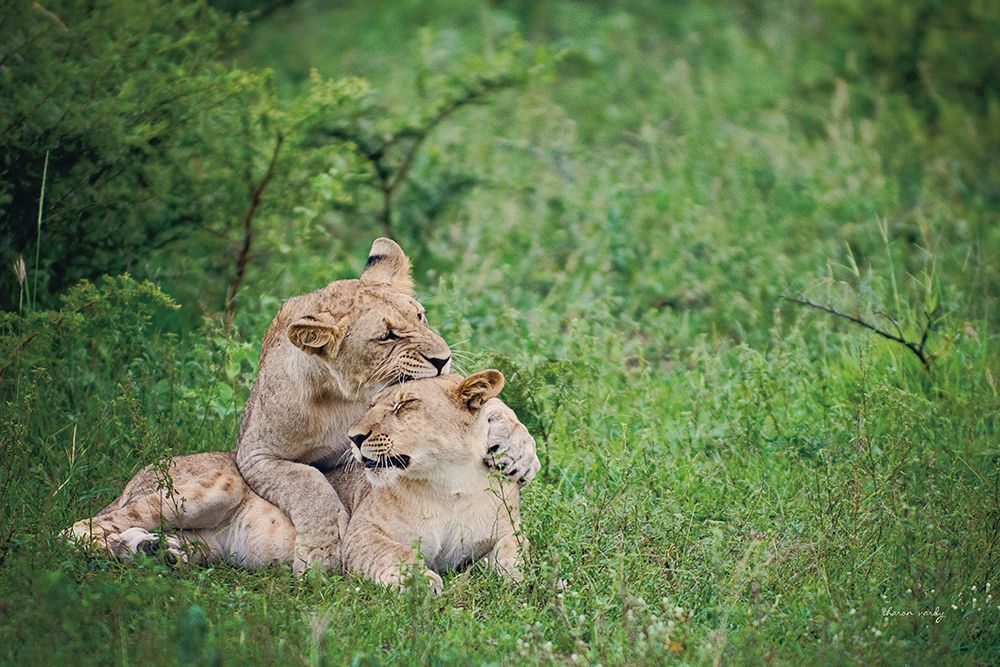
[{"x1": 12, "y1": 256, "x2": 26, "y2": 286}]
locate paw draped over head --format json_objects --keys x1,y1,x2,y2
[{"x1": 483, "y1": 402, "x2": 541, "y2": 485}]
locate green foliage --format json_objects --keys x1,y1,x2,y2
[
  {"x1": 812, "y1": 0, "x2": 1000, "y2": 206},
  {"x1": 208, "y1": 0, "x2": 293, "y2": 19},
  {"x1": 0, "y1": 0, "x2": 537, "y2": 321},
  {"x1": 0, "y1": 1, "x2": 257, "y2": 305},
  {"x1": 286, "y1": 30, "x2": 545, "y2": 262},
  {"x1": 816, "y1": 0, "x2": 1000, "y2": 114},
  {"x1": 1, "y1": 0, "x2": 999, "y2": 664},
  {"x1": 0, "y1": 275, "x2": 256, "y2": 557}
]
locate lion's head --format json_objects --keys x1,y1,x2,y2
[
  {"x1": 269, "y1": 238, "x2": 452, "y2": 401},
  {"x1": 346, "y1": 370, "x2": 505, "y2": 486}
]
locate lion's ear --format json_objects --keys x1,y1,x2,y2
[
  {"x1": 359, "y1": 237, "x2": 414, "y2": 295},
  {"x1": 457, "y1": 370, "x2": 505, "y2": 410},
  {"x1": 287, "y1": 314, "x2": 344, "y2": 354}
]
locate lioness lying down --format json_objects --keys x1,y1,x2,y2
[{"x1": 68, "y1": 371, "x2": 524, "y2": 592}]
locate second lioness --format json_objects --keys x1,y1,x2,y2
[
  {"x1": 236, "y1": 237, "x2": 538, "y2": 574},
  {"x1": 68, "y1": 371, "x2": 524, "y2": 591}
]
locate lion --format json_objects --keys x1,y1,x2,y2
[
  {"x1": 71, "y1": 237, "x2": 539, "y2": 574},
  {"x1": 67, "y1": 371, "x2": 524, "y2": 592}
]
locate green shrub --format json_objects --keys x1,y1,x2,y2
[
  {"x1": 816, "y1": 0, "x2": 1000, "y2": 116},
  {"x1": 0, "y1": 0, "x2": 541, "y2": 323}
]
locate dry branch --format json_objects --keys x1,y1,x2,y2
[
  {"x1": 224, "y1": 131, "x2": 284, "y2": 329},
  {"x1": 323, "y1": 74, "x2": 520, "y2": 233},
  {"x1": 782, "y1": 293, "x2": 935, "y2": 372}
]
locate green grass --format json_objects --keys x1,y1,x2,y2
[{"x1": 2, "y1": 0, "x2": 999, "y2": 664}]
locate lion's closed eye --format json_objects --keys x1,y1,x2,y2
[{"x1": 393, "y1": 398, "x2": 418, "y2": 414}]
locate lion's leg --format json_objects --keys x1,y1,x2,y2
[
  {"x1": 489, "y1": 534, "x2": 527, "y2": 583},
  {"x1": 172, "y1": 497, "x2": 298, "y2": 571},
  {"x1": 66, "y1": 451, "x2": 247, "y2": 562},
  {"x1": 66, "y1": 515, "x2": 130, "y2": 558},
  {"x1": 343, "y1": 525, "x2": 442, "y2": 594},
  {"x1": 236, "y1": 451, "x2": 346, "y2": 574}
]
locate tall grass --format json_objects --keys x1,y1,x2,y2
[{"x1": 32, "y1": 150, "x2": 48, "y2": 312}]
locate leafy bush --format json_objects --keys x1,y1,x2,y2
[
  {"x1": 0, "y1": 1, "x2": 263, "y2": 306},
  {"x1": 816, "y1": 0, "x2": 1000, "y2": 115},
  {"x1": 0, "y1": 0, "x2": 539, "y2": 324}
]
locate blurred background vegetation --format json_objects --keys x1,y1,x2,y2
[{"x1": 1, "y1": 0, "x2": 998, "y2": 664}]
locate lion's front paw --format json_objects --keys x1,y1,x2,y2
[
  {"x1": 121, "y1": 528, "x2": 189, "y2": 566},
  {"x1": 423, "y1": 569, "x2": 444, "y2": 595},
  {"x1": 483, "y1": 402, "x2": 541, "y2": 485},
  {"x1": 378, "y1": 567, "x2": 443, "y2": 595},
  {"x1": 293, "y1": 532, "x2": 342, "y2": 575}
]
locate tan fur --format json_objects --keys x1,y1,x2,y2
[
  {"x1": 68, "y1": 238, "x2": 539, "y2": 575},
  {"x1": 235, "y1": 238, "x2": 455, "y2": 573},
  {"x1": 341, "y1": 370, "x2": 523, "y2": 591},
  {"x1": 67, "y1": 372, "x2": 525, "y2": 591}
]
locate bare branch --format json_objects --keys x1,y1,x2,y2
[
  {"x1": 318, "y1": 74, "x2": 521, "y2": 233},
  {"x1": 873, "y1": 310, "x2": 905, "y2": 340},
  {"x1": 224, "y1": 131, "x2": 284, "y2": 329},
  {"x1": 782, "y1": 293, "x2": 932, "y2": 372}
]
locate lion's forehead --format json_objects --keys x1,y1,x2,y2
[
  {"x1": 373, "y1": 376, "x2": 460, "y2": 406},
  {"x1": 339, "y1": 296, "x2": 422, "y2": 330}
]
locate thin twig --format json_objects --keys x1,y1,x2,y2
[
  {"x1": 782, "y1": 293, "x2": 933, "y2": 372},
  {"x1": 32, "y1": 2, "x2": 68, "y2": 32},
  {"x1": 320, "y1": 74, "x2": 520, "y2": 233},
  {"x1": 33, "y1": 150, "x2": 49, "y2": 310},
  {"x1": 224, "y1": 131, "x2": 284, "y2": 329}
]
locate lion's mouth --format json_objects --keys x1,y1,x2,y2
[{"x1": 361, "y1": 454, "x2": 411, "y2": 470}]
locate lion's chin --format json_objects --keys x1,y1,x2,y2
[{"x1": 364, "y1": 468, "x2": 402, "y2": 487}]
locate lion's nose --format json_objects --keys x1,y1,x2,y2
[
  {"x1": 424, "y1": 354, "x2": 451, "y2": 375},
  {"x1": 349, "y1": 431, "x2": 371, "y2": 448}
]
